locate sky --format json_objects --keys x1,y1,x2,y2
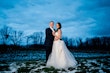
[{"x1": 0, "y1": 0, "x2": 110, "y2": 39}]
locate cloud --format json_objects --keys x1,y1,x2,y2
[
  {"x1": 0, "y1": 0, "x2": 21, "y2": 9},
  {"x1": 75, "y1": 0, "x2": 110, "y2": 36},
  {"x1": 0, "y1": 0, "x2": 110, "y2": 39}
]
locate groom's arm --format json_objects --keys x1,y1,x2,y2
[
  {"x1": 46, "y1": 28, "x2": 51, "y2": 38},
  {"x1": 46, "y1": 28, "x2": 50, "y2": 36}
]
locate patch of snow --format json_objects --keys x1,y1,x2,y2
[{"x1": 9, "y1": 62, "x2": 18, "y2": 73}]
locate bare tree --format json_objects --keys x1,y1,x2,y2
[
  {"x1": 62, "y1": 37, "x2": 69, "y2": 46},
  {"x1": 10, "y1": 30, "x2": 24, "y2": 46},
  {"x1": 31, "y1": 32, "x2": 44, "y2": 45},
  {"x1": 39, "y1": 32, "x2": 43, "y2": 44},
  {"x1": 26, "y1": 35, "x2": 33, "y2": 46},
  {"x1": 0, "y1": 25, "x2": 12, "y2": 45}
]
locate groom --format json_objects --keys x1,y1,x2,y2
[{"x1": 44, "y1": 21, "x2": 55, "y2": 62}]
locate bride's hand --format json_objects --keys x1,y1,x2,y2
[{"x1": 54, "y1": 38, "x2": 59, "y2": 41}]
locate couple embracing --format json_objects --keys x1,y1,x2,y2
[{"x1": 44, "y1": 21, "x2": 77, "y2": 69}]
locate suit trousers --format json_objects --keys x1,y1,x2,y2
[{"x1": 46, "y1": 46, "x2": 52, "y2": 62}]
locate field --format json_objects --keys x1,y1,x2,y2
[{"x1": 0, "y1": 50, "x2": 110, "y2": 73}]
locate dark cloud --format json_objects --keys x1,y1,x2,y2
[
  {"x1": 0, "y1": 0, "x2": 20, "y2": 9},
  {"x1": 0, "y1": 0, "x2": 110, "y2": 38},
  {"x1": 0, "y1": 11, "x2": 7, "y2": 19},
  {"x1": 99, "y1": 0, "x2": 110, "y2": 7},
  {"x1": 75, "y1": 0, "x2": 110, "y2": 36},
  {"x1": 78, "y1": 0, "x2": 110, "y2": 10}
]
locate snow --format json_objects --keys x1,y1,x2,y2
[
  {"x1": 0, "y1": 50, "x2": 110, "y2": 72},
  {"x1": 0, "y1": 58, "x2": 110, "y2": 73},
  {"x1": 0, "y1": 50, "x2": 110, "y2": 61}
]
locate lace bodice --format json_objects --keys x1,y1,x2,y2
[
  {"x1": 55, "y1": 32, "x2": 58, "y2": 36},
  {"x1": 54, "y1": 31, "x2": 62, "y2": 40}
]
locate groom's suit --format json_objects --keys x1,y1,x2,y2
[{"x1": 44, "y1": 27, "x2": 54, "y2": 62}]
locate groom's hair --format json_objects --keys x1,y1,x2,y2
[{"x1": 50, "y1": 21, "x2": 54, "y2": 23}]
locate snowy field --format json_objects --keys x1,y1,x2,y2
[
  {"x1": 0, "y1": 50, "x2": 110, "y2": 73},
  {"x1": 0, "y1": 58, "x2": 110, "y2": 73},
  {"x1": 0, "y1": 50, "x2": 110, "y2": 61}
]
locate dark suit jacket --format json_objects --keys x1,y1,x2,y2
[{"x1": 44, "y1": 28, "x2": 54, "y2": 47}]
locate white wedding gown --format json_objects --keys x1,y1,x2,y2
[{"x1": 46, "y1": 32, "x2": 77, "y2": 69}]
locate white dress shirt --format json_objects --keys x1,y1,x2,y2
[{"x1": 50, "y1": 27, "x2": 55, "y2": 32}]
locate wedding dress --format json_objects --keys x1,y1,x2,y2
[{"x1": 46, "y1": 31, "x2": 77, "y2": 69}]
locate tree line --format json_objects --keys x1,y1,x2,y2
[
  {"x1": 0, "y1": 25, "x2": 110, "y2": 52},
  {"x1": 62, "y1": 37, "x2": 110, "y2": 51},
  {"x1": 0, "y1": 25, "x2": 44, "y2": 52},
  {"x1": 0, "y1": 25, "x2": 44, "y2": 45}
]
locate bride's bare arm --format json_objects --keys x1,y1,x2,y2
[{"x1": 54, "y1": 29, "x2": 62, "y2": 40}]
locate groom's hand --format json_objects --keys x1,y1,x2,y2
[{"x1": 52, "y1": 32, "x2": 55, "y2": 36}]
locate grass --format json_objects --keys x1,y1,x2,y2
[
  {"x1": 90, "y1": 62, "x2": 99, "y2": 67},
  {"x1": 68, "y1": 67, "x2": 75, "y2": 71},
  {"x1": 43, "y1": 66, "x2": 55, "y2": 72},
  {"x1": 0, "y1": 58, "x2": 110, "y2": 73},
  {"x1": 0, "y1": 61, "x2": 9, "y2": 71},
  {"x1": 17, "y1": 67, "x2": 31, "y2": 73},
  {"x1": 0, "y1": 65, "x2": 9, "y2": 71}
]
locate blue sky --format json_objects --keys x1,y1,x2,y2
[{"x1": 0, "y1": 0, "x2": 110, "y2": 39}]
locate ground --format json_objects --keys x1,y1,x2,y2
[
  {"x1": 0, "y1": 58, "x2": 110, "y2": 73},
  {"x1": 0, "y1": 50, "x2": 110, "y2": 73}
]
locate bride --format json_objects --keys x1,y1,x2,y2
[{"x1": 46, "y1": 22, "x2": 77, "y2": 69}]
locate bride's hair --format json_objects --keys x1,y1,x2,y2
[
  {"x1": 57, "y1": 22, "x2": 62, "y2": 29},
  {"x1": 55, "y1": 22, "x2": 62, "y2": 32}
]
